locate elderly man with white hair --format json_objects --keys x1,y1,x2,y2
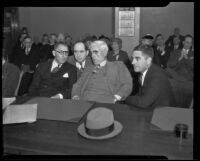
[{"x1": 72, "y1": 40, "x2": 132, "y2": 104}]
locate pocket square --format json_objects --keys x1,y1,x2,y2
[{"x1": 63, "y1": 73, "x2": 69, "y2": 78}]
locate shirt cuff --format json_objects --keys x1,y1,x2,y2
[
  {"x1": 58, "y1": 93, "x2": 63, "y2": 99},
  {"x1": 114, "y1": 94, "x2": 122, "y2": 101}
]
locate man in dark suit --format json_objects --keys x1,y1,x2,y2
[
  {"x1": 28, "y1": 42, "x2": 77, "y2": 99},
  {"x1": 125, "y1": 44, "x2": 175, "y2": 109},
  {"x1": 166, "y1": 35, "x2": 193, "y2": 82},
  {"x1": 165, "y1": 27, "x2": 184, "y2": 49},
  {"x1": 72, "y1": 40, "x2": 132, "y2": 104},
  {"x1": 67, "y1": 41, "x2": 93, "y2": 80},
  {"x1": 153, "y1": 34, "x2": 171, "y2": 69},
  {"x1": 2, "y1": 49, "x2": 20, "y2": 97},
  {"x1": 14, "y1": 36, "x2": 41, "y2": 96}
]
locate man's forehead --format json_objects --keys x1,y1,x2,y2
[
  {"x1": 185, "y1": 37, "x2": 192, "y2": 42},
  {"x1": 74, "y1": 43, "x2": 85, "y2": 49},
  {"x1": 24, "y1": 39, "x2": 32, "y2": 42},
  {"x1": 132, "y1": 50, "x2": 143, "y2": 56},
  {"x1": 57, "y1": 45, "x2": 68, "y2": 50}
]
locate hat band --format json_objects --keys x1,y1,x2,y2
[{"x1": 85, "y1": 123, "x2": 114, "y2": 137}]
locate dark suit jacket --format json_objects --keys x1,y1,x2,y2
[
  {"x1": 2, "y1": 62, "x2": 20, "y2": 97},
  {"x1": 28, "y1": 60, "x2": 77, "y2": 98},
  {"x1": 165, "y1": 34, "x2": 184, "y2": 48},
  {"x1": 72, "y1": 61, "x2": 133, "y2": 101},
  {"x1": 153, "y1": 45, "x2": 171, "y2": 69},
  {"x1": 125, "y1": 64, "x2": 175, "y2": 108},
  {"x1": 13, "y1": 45, "x2": 40, "y2": 71},
  {"x1": 67, "y1": 55, "x2": 93, "y2": 79},
  {"x1": 167, "y1": 49, "x2": 193, "y2": 81}
]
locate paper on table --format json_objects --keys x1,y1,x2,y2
[
  {"x1": 3, "y1": 104, "x2": 37, "y2": 125},
  {"x1": 2, "y1": 97, "x2": 16, "y2": 110},
  {"x1": 24, "y1": 97, "x2": 93, "y2": 123},
  {"x1": 151, "y1": 107, "x2": 193, "y2": 134}
]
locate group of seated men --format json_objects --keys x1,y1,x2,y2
[{"x1": 2, "y1": 27, "x2": 193, "y2": 109}]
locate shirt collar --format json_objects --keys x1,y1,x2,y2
[
  {"x1": 76, "y1": 60, "x2": 86, "y2": 69},
  {"x1": 182, "y1": 48, "x2": 189, "y2": 53},
  {"x1": 141, "y1": 67, "x2": 149, "y2": 86},
  {"x1": 99, "y1": 60, "x2": 107, "y2": 67},
  {"x1": 51, "y1": 59, "x2": 62, "y2": 70}
]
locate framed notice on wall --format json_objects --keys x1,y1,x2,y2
[{"x1": 119, "y1": 7, "x2": 135, "y2": 36}]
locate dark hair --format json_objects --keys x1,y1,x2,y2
[
  {"x1": 133, "y1": 44, "x2": 154, "y2": 58},
  {"x1": 54, "y1": 42, "x2": 69, "y2": 50},
  {"x1": 155, "y1": 34, "x2": 163, "y2": 40},
  {"x1": 111, "y1": 38, "x2": 122, "y2": 49},
  {"x1": 73, "y1": 41, "x2": 88, "y2": 51},
  {"x1": 184, "y1": 34, "x2": 193, "y2": 41}
]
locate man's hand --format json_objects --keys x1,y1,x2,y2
[{"x1": 51, "y1": 94, "x2": 62, "y2": 99}]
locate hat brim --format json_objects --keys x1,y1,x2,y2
[{"x1": 77, "y1": 121, "x2": 123, "y2": 140}]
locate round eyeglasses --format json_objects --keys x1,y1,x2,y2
[{"x1": 55, "y1": 50, "x2": 69, "y2": 56}]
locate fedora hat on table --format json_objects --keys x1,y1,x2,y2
[{"x1": 77, "y1": 107, "x2": 123, "y2": 140}]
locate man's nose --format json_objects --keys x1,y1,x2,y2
[{"x1": 132, "y1": 59, "x2": 136, "y2": 65}]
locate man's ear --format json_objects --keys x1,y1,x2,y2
[
  {"x1": 147, "y1": 57, "x2": 152, "y2": 65},
  {"x1": 86, "y1": 50, "x2": 89, "y2": 56},
  {"x1": 52, "y1": 50, "x2": 55, "y2": 57}
]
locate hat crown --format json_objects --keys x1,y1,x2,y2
[
  {"x1": 86, "y1": 107, "x2": 114, "y2": 130},
  {"x1": 142, "y1": 34, "x2": 154, "y2": 40}
]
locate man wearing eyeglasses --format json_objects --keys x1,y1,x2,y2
[
  {"x1": 72, "y1": 40, "x2": 132, "y2": 104},
  {"x1": 28, "y1": 42, "x2": 77, "y2": 99}
]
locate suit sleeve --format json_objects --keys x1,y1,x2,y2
[
  {"x1": 4, "y1": 64, "x2": 20, "y2": 97},
  {"x1": 62, "y1": 66, "x2": 77, "y2": 99},
  {"x1": 116, "y1": 62, "x2": 133, "y2": 100},
  {"x1": 71, "y1": 67, "x2": 91, "y2": 98},
  {"x1": 28, "y1": 64, "x2": 43, "y2": 96},
  {"x1": 167, "y1": 51, "x2": 179, "y2": 68},
  {"x1": 125, "y1": 73, "x2": 166, "y2": 108}
]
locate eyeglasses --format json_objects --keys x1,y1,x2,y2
[{"x1": 55, "y1": 50, "x2": 69, "y2": 56}]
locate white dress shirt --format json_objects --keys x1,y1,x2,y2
[
  {"x1": 76, "y1": 60, "x2": 86, "y2": 70},
  {"x1": 141, "y1": 68, "x2": 148, "y2": 86}
]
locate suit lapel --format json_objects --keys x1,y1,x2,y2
[{"x1": 142, "y1": 65, "x2": 153, "y2": 87}]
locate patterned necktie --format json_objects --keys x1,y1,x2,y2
[
  {"x1": 80, "y1": 63, "x2": 84, "y2": 72},
  {"x1": 92, "y1": 64, "x2": 101, "y2": 73},
  {"x1": 52, "y1": 64, "x2": 61, "y2": 73}
]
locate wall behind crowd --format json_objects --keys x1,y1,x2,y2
[
  {"x1": 19, "y1": 7, "x2": 113, "y2": 41},
  {"x1": 19, "y1": 2, "x2": 194, "y2": 43},
  {"x1": 140, "y1": 2, "x2": 194, "y2": 39}
]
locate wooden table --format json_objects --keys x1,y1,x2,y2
[{"x1": 3, "y1": 98, "x2": 193, "y2": 159}]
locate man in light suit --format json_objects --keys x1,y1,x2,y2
[
  {"x1": 125, "y1": 44, "x2": 175, "y2": 108},
  {"x1": 72, "y1": 40, "x2": 132, "y2": 104},
  {"x1": 28, "y1": 42, "x2": 77, "y2": 99},
  {"x1": 67, "y1": 41, "x2": 93, "y2": 80}
]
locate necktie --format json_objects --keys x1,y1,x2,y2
[
  {"x1": 80, "y1": 63, "x2": 84, "y2": 72},
  {"x1": 52, "y1": 64, "x2": 61, "y2": 73},
  {"x1": 139, "y1": 73, "x2": 143, "y2": 86},
  {"x1": 92, "y1": 64, "x2": 101, "y2": 73}
]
